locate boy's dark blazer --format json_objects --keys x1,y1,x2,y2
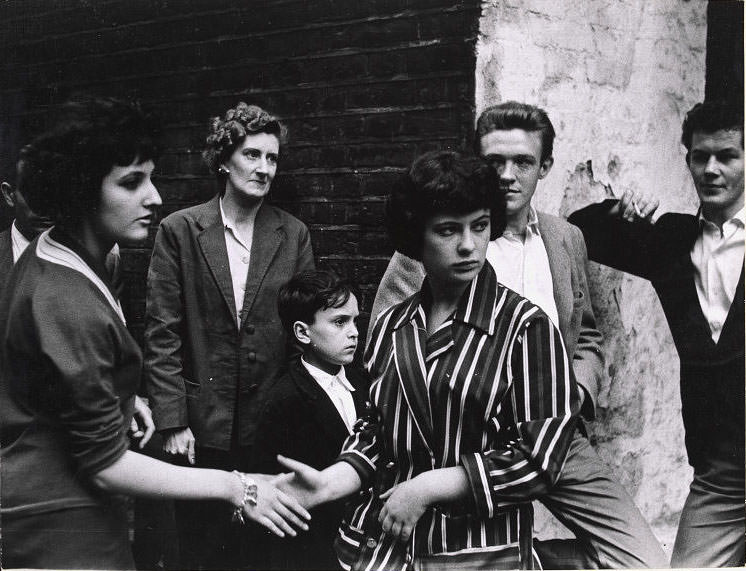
[{"x1": 251, "y1": 357, "x2": 370, "y2": 570}]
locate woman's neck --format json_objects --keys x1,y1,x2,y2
[
  {"x1": 425, "y1": 280, "x2": 468, "y2": 336},
  {"x1": 64, "y1": 222, "x2": 113, "y2": 267},
  {"x1": 222, "y1": 187, "x2": 263, "y2": 224}
]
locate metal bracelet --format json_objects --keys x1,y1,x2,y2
[{"x1": 231, "y1": 470, "x2": 258, "y2": 524}]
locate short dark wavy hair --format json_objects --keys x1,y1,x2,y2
[
  {"x1": 202, "y1": 102, "x2": 286, "y2": 177},
  {"x1": 386, "y1": 150, "x2": 505, "y2": 261},
  {"x1": 681, "y1": 100, "x2": 744, "y2": 152},
  {"x1": 277, "y1": 269, "x2": 360, "y2": 337},
  {"x1": 474, "y1": 101, "x2": 556, "y2": 162},
  {"x1": 20, "y1": 96, "x2": 161, "y2": 227}
]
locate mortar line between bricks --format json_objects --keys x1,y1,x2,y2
[
  {"x1": 156, "y1": 167, "x2": 408, "y2": 178},
  {"x1": 163, "y1": 108, "x2": 461, "y2": 130},
  {"x1": 4, "y1": 4, "x2": 478, "y2": 48},
  {"x1": 0, "y1": 70, "x2": 470, "y2": 111},
  {"x1": 1, "y1": 36, "x2": 477, "y2": 88}
]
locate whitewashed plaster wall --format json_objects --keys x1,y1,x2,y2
[{"x1": 476, "y1": 0, "x2": 708, "y2": 554}]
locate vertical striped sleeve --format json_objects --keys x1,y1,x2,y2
[{"x1": 460, "y1": 312, "x2": 580, "y2": 517}]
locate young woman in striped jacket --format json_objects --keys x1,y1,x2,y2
[{"x1": 279, "y1": 150, "x2": 581, "y2": 570}]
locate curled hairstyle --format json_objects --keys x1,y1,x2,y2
[
  {"x1": 681, "y1": 100, "x2": 744, "y2": 151},
  {"x1": 19, "y1": 96, "x2": 161, "y2": 226},
  {"x1": 386, "y1": 150, "x2": 505, "y2": 261},
  {"x1": 202, "y1": 102, "x2": 286, "y2": 178},
  {"x1": 277, "y1": 269, "x2": 360, "y2": 337},
  {"x1": 474, "y1": 101, "x2": 556, "y2": 162}
]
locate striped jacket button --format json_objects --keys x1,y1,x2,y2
[{"x1": 366, "y1": 537, "x2": 377, "y2": 548}]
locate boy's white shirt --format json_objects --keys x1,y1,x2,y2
[{"x1": 301, "y1": 356, "x2": 357, "y2": 433}]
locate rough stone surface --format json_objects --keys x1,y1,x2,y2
[{"x1": 476, "y1": 0, "x2": 707, "y2": 555}]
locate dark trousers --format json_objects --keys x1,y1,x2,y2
[
  {"x1": 671, "y1": 454, "x2": 745, "y2": 567},
  {"x1": 3, "y1": 502, "x2": 133, "y2": 570},
  {"x1": 174, "y1": 445, "x2": 267, "y2": 571},
  {"x1": 534, "y1": 429, "x2": 667, "y2": 569}
]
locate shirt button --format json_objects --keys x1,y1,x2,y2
[
  {"x1": 248, "y1": 351, "x2": 257, "y2": 362},
  {"x1": 241, "y1": 256, "x2": 250, "y2": 264},
  {"x1": 366, "y1": 537, "x2": 377, "y2": 549}
]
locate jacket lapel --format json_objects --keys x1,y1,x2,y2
[
  {"x1": 717, "y1": 263, "x2": 744, "y2": 347},
  {"x1": 392, "y1": 306, "x2": 435, "y2": 451},
  {"x1": 240, "y1": 203, "x2": 282, "y2": 326},
  {"x1": 347, "y1": 367, "x2": 371, "y2": 417},
  {"x1": 289, "y1": 360, "x2": 353, "y2": 444},
  {"x1": 196, "y1": 196, "x2": 238, "y2": 327},
  {"x1": 538, "y1": 213, "x2": 573, "y2": 340}
]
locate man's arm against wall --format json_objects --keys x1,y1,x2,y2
[{"x1": 568, "y1": 199, "x2": 658, "y2": 279}]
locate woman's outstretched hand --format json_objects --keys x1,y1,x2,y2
[{"x1": 241, "y1": 473, "x2": 312, "y2": 538}]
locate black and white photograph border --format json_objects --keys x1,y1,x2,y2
[{"x1": 0, "y1": 1, "x2": 743, "y2": 569}]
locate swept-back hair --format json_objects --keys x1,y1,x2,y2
[
  {"x1": 681, "y1": 100, "x2": 744, "y2": 151},
  {"x1": 474, "y1": 101, "x2": 555, "y2": 161}
]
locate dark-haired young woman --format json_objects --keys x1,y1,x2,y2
[
  {"x1": 0, "y1": 97, "x2": 309, "y2": 570},
  {"x1": 277, "y1": 150, "x2": 580, "y2": 570}
]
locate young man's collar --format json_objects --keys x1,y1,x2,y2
[
  {"x1": 503, "y1": 205, "x2": 540, "y2": 239},
  {"x1": 697, "y1": 203, "x2": 746, "y2": 232}
]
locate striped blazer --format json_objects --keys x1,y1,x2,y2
[{"x1": 335, "y1": 264, "x2": 581, "y2": 571}]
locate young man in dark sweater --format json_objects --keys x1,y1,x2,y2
[{"x1": 569, "y1": 100, "x2": 744, "y2": 567}]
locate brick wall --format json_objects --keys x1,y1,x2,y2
[{"x1": 0, "y1": 0, "x2": 481, "y2": 343}]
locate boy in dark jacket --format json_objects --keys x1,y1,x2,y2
[{"x1": 251, "y1": 269, "x2": 370, "y2": 570}]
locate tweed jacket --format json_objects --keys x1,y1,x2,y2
[
  {"x1": 144, "y1": 196, "x2": 314, "y2": 450},
  {"x1": 369, "y1": 211, "x2": 603, "y2": 419},
  {"x1": 569, "y1": 200, "x2": 744, "y2": 469}
]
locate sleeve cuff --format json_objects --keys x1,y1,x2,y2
[
  {"x1": 460, "y1": 452, "x2": 495, "y2": 518},
  {"x1": 337, "y1": 451, "x2": 376, "y2": 487}
]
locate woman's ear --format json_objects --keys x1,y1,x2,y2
[{"x1": 293, "y1": 320, "x2": 312, "y2": 346}]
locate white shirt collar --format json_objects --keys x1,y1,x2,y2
[
  {"x1": 219, "y1": 196, "x2": 237, "y2": 232},
  {"x1": 502, "y1": 205, "x2": 540, "y2": 240},
  {"x1": 11, "y1": 220, "x2": 31, "y2": 263},
  {"x1": 697, "y1": 204, "x2": 746, "y2": 231},
  {"x1": 301, "y1": 356, "x2": 355, "y2": 392}
]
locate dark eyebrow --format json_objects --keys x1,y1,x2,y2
[{"x1": 117, "y1": 171, "x2": 145, "y2": 183}]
